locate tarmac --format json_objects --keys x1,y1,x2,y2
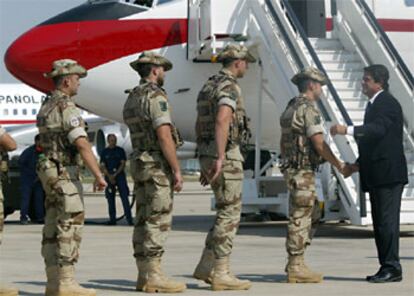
[{"x1": 1, "y1": 181, "x2": 413, "y2": 296}]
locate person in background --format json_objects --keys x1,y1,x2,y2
[
  {"x1": 100, "y1": 133, "x2": 133, "y2": 225},
  {"x1": 19, "y1": 134, "x2": 45, "y2": 224}
]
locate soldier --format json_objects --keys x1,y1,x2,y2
[
  {"x1": 279, "y1": 67, "x2": 350, "y2": 283},
  {"x1": 0, "y1": 125, "x2": 18, "y2": 296},
  {"x1": 37, "y1": 59, "x2": 107, "y2": 296},
  {"x1": 123, "y1": 51, "x2": 186, "y2": 293},
  {"x1": 193, "y1": 44, "x2": 255, "y2": 291}
]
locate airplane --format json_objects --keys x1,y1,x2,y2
[{"x1": 4, "y1": 0, "x2": 414, "y2": 225}]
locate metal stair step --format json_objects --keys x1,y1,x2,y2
[
  {"x1": 330, "y1": 79, "x2": 362, "y2": 89},
  {"x1": 326, "y1": 70, "x2": 364, "y2": 80},
  {"x1": 340, "y1": 99, "x2": 367, "y2": 109},
  {"x1": 335, "y1": 88, "x2": 364, "y2": 98},
  {"x1": 309, "y1": 38, "x2": 343, "y2": 50},
  {"x1": 316, "y1": 51, "x2": 360, "y2": 63},
  {"x1": 323, "y1": 62, "x2": 364, "y2": 71}
]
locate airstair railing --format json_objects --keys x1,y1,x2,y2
[{"x1": 355, "y1": 0, "x2": 414, "y2": 89}]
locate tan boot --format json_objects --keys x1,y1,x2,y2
[
  {"x1": 193, "y1": 248, "x2": 214, "y2": 284},
  {"x1": 137, "y1": 258, "x2": 186, "y2": 293},
  {"x1": 0, "y1": 284, "x2": 19, "y2": 296},
  {"x1": 287, "y1": 255, "x2": 323, "y2": 283},
  {"x1": 45, "y1": 265, "x2": 96, "y2": 296},
  {"x1": 210, "y1": 257, "x2": 251, "y2": 291}
]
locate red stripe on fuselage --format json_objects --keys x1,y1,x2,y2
[
  {"x1": 326, "y1": 18, "x2": 414, "y2": 32},
  {"x1": 5, "y1": 18, "x2": 188, "y2": 93},
  {"x1": 0, "y1": 120, "x2": 37, "y2": 124}
]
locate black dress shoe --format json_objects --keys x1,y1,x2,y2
[
  {"x1": 369, "y1": 268, "x2": 402, "y2": 283},
  {"x1": 366, "y1": 268, "x2": 383, "y2": 281}
]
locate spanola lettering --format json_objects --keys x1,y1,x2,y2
[{"x1": 0, "y1": 94, "x2": 46, "y2": 104}]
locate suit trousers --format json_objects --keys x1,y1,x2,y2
[{"x1": 369, "y1": 183, "x2": 404, "y2": 271}]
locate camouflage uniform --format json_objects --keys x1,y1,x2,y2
[
  {"x1": 125, "y1": 51, "x2": 186, "y2": 293},
  {"x1": 279, "y1": 67, "x2": 327, "y2": 283},
  {"x1": 280, "y1": 95, "x2": 324, "y2": 256},
  {"x1": 194, "y1": 45, "x2": 255, "y2": 291},
  {"x1": 196, "y1": 66, "x2": 249, "y2": 258}
]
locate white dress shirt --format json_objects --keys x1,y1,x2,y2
[{"x1": 346, "y1": 89, "x2": 384, "y2": 136}]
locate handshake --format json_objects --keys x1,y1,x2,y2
[{"x1": 338, "y1": 162, "x2": 359, "y2": 178}]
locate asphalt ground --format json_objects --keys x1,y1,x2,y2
[{"x1": 1, "y1": 182, "x2": 413, "y2": 296}]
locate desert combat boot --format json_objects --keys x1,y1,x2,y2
[
  {"x1": 210, "y1": 256, "x2": 251, "y2": 291},
  {"x1": 193, "y1": 248, "x2": 214, "y2": 284},
  {"x1": 136, "y1": 258, "x2": 186, "y2": 293},
  {"x1": 45, "y1": 265, "x2": 96, "y2": 296},
  {"x1": 287, "y1": 255, "x2": 323, "y2": 283}
]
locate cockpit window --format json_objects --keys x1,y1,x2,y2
[
  {"x1": 125, "y1": 0, "x2": 153, "y2": 8},
  {"x1": 156, "y1": 0, "x2": 175, "y2": 5}
]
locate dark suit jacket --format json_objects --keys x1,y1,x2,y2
[{"x1": 354, "y1": 91, "x2": 408, "y2": 192}]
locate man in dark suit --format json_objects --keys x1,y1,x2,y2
[{"x1": 330, "y1": 64, "x2": 408, "y2": 283}]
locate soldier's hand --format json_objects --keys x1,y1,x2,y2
[
  {"x1": 199, "y1": 172, "x2": 209, "y2": 186},
  {"x1": 173, "y1": 171, "x2": 184, "y2": 192},
  {"x1": 330, "y1": 124, "x2": 347, "y2": 136},
  {"x1": 94, "y1": 175, "x2": 107, "y2": 192},
  {"x1": 209, "y1": 158, "x2": 223, "y2": 183}
]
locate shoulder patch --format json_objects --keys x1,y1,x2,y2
[
  {"x1": 159, "y1": 101, "x2": 168, "y2": 112},
  {"x1": 70, "y1": 116, "x2": 80, "y2": 127}
]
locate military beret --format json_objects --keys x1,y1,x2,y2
[
  {"x1": 130, "y1": 51, "x2": 173, "y2": 72},
  {"x1": 216, "y1": 44, "x2": 256, "y2": 63},
  {"x1": 44, "y1": 59, "x2": 87, "y2": 79},
  {"x1": 291, "y1": 67, "x2": 327, "y2": 85}
]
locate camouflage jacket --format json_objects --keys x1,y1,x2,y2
[
  {"x1": 123, "y1": 79, "x2": 182, "y2": 163},
  {"x1": 36, "y1": 90, "x2": 87, "y2": 166},
  {"x1": 279, "y1": 95, "x2": 325, "y2": 171},
  {"x1": 195, "y1": 68, "x2": 251, "y2": 161}
]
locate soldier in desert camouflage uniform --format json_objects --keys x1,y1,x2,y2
[
  {"x1": 123, "y1": 51, "x2": 186, "y2": 293},
  {"x1": 0, "y1": 125, "x2": 18, "y2": 296},
  {"x1": 193, "y1": 44, "x2": 255, "y2": 291},
  {"x1": 279, "y1": 67, "x2": 350, "y2": 283},
  {"x1": 37, "y1": 59, "x2": 107, "y2": 296}
]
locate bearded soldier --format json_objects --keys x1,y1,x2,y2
[{"x1": 123, "y1": 51, "x2": 186, "y2": 293}]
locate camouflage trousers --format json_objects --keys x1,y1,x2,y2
[
  {"x1": 132, "y1": 159, "x2": 174, "y2": 259},
  {"x1": 37, "y1": 160, "x2": 84, "y2": 267},
  {"x1": 199, "y1": 156, "x2": 243, "y2": 259},
  {"x1": 283, "y1": 168, "x2": 321, "y2": 256},
  {"x1": 0, "y1": 185, "x2": 3, "y2": 244}
]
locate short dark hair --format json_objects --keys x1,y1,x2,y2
[
  {"x1": 296, "y1": 79, "x2": 314, "y2": 93},
  {"x1": 52, "y1": 75, "x2": 65, "y2": 87},
  {"x1": 107, "y1": 134, "x2": 117, "y2": 141},
  {"x1": 137, "y1": 63, "x2": 156, "y2": 78},
  {"x1": 364, "y1": 64, "x2": 389, "y2": 91},
  {"x1": 222, "y1": 58, "x2": 237, "y2": 68}
]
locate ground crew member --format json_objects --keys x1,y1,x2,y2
[
  {"x1": 279, "y1": 67, "x2": 350, "y2": 283},
  {"x1": 123, "y1": 51, "x2": 186, "y2": 293},
  {"x1": 19, "y1": 134, "x2": 45, "y2": 224},
  {"x1": 0, "y1": 125, "x2": 18, "y2": 296},
  {"x1": 100, "y1": 133, "x2": 133, "y2": 225},
  {"x1": 193, "y1": 44, "x2": 255, "y2": 291},
  {"x1": 37, "y1": 59, "x2": 107, "y2": 296}
]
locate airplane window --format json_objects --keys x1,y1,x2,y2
[
  {"x1": 32, "y1": 109, "x2": 37, "y2": 115},
  {"x1": 125, "y1": 0, "x2": 153, "y2": 7},
  {"x1": 13, "y1": 109, "x2": 18, "y2": 115},
  {"x1": 23, "y1": 109, "x2": 27, "y2": 115},
  {"x1": 157, "y1": 0, "x2": 174, "y2": 4},
  {"x1": 3, "y1": 109, "x2": 8, "y2": 116}
]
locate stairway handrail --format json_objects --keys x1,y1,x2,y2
[{"x1": 265, "y1": 0, "x2": 353, "y2": 126}]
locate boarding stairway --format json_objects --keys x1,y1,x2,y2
[{"x1": 187, "y1": 0, "x2": 414, "y2": 225}]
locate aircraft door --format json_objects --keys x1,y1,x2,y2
[{"x1": 288, "y1": 0, "x2": 326, "y2": 38}]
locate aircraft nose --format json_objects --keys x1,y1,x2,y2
[{"x1": 4, "y1": 24, "x2": 80, "y2": 93}]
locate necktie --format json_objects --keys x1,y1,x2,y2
[{"x1": 366, "y1": 101, "x2": 372, "y2": 113}]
